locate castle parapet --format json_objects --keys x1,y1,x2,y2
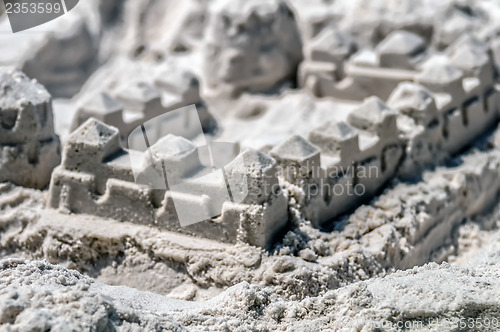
[
  {"x1": 270, "y1": 97, "x2": 403, "y2": 227},
  {"x1": 49, "y1": 118, "x2": 287, "y2": 248}
]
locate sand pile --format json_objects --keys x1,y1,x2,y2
[{"x1": 0, "y1": 242, "x2": 499, "y2": 331}]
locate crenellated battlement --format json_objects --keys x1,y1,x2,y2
[
  {"x1": 48, "y1": 118, "x2": 288, "y2": 248},
  {"x1": 271, "y1": 52, "x2": 500, "y2": 226}
]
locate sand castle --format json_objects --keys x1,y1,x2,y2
[
  {"x1": 0, "y1": 67, "x2": 60, "y2": 189},
  {"x1": 0, "y1": 30, "x2": 490, "y2": 247},
  {"x1": 1, "y1": 26, "x2": 498, "y2": 248},
  {"x1": 46, "y1": 33, "x2": 500, "y2": 242},
  {"x1": 300, "y1": 31, "x2": 497, "y2": 103},
  {"x1": 270, "y1": 96, "x2": 403, "y2": 226},
  {"x1": 269, "y1": 31, "x2": 500, "y2": 226},
  {"x1": 1, "y1": 0, "x2": 500, "y2": 250},
  {"x1": 48, "y1": 116, "x2": 288, "y2": 248}
]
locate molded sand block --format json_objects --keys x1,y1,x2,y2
[
  {"x1": 48, "y1": 168, "x2": 96, "y2": 213},
  {"x1": 270, "y1": 135, "x2": 321, "y2": 183},
  {"x1": 376, "y1": 31, "x2": 426, "y2": 70},
  {"x1": 225, "y1": 149, "x2": 280, "y2": 205},
  {"x1": 348, "y1": 97, "x2": 398, "y2": 139},
  {"x1": 115, "y1": 82, "x2": 163, "y2": 116},
  {"x1": 388, "y1": 82, "x2": 439, "y2": 127},
  {"x1": 416, "y1": 57, "x2": 465, "y2": 97},
  {"x1": 0, "y1": 67, "x2": 61, "y2": 189},
  {"x1": 97, "y1": 178, "x2": 155, "y2": 225},
  {"x1": 63, "y1": 118, "x2": 121, "y2": 172},
  {"x1": 224, "y1": 192, "x2": 288, "y2": 248},
  {"x1": 309, "y1": 121, "x2": 360, "y2": 159}
]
